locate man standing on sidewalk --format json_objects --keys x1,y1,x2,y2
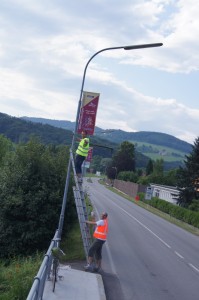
[
  {"x1": 75, "y1": 130, "x2": 89, "y2": 183},
  {"x1": 85, "y1": 212, "x2": 108, "y2": 272}
]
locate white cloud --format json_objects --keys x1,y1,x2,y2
[
  {"x1": 0, "y1": 67, "x2": 78, "y2": 119},
  {"x1": 0, "y1": 0, "x2": 199, "y2": 144}
]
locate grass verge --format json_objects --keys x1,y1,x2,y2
[
  {"x1": 0, "y1": 253, "x2": 43, "y2": 300},
  {"x1": 61, "y1": 222, "x2": 85, "y2": 261}
]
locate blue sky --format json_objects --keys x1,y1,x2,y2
[{"x1": 0, "y1": 0, "x2": 199, "y2": 144}]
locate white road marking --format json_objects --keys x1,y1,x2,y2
[
  {"x1": 112, "y1": 201, "x2": 171, "y2": 249},
  {"x1": 105, "y1": 241, "x2": 117, "y2": 274},
  {"x1": 175, "y1": 251, "x2": 184, "y2": 259},
  {"x1": 189, "y1": 263, "x2": 199, "y2": 273}
]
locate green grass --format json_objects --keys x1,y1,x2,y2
[
  {"x1": 60, "y1": 190, "x2": 95, "y2": 262},
  {"x1": 61, "y1": 223, "x2": 85, "y2": 261},
  {"x1": 146, "y1": 153, "x2": 183, "y2": 162},
  {"x1": 0, "y1": 253, "x2": 43, "y2": 300},
  {"x1": 85, "y1": 172, "x2": 104, "y2": 179},
  {"x1": 132, "y1": 141, "x2": 186, "y2": 162}
]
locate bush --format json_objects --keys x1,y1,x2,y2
[
  {"x1": 143, "y1": 197, "x2": 199, "y2": 228},
  {"x1": 188, "y1": 200, "x2": 199, "y2": 212},
  {"x1": 169, "y1": 205, "x2": 184, "y2": 220},
  {"x1": 137, "y1": 192, "x2": 145, "y2": 201},
  {"x1": 0, "y1": 139, "x2": 76, "y2": 258},
  {"x1": 117, "y1": 171, "x2": 138, "y2": 183},
  {"x1": 190, "y1": 212, "x2": 199, "y2": 227}
]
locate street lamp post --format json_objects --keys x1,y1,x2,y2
[
  {"x1": 72, "y1": 42, "x2": 163, "y2": 149},
  {"x1": 57, "y1": 42, "x2": 163, "y2": 238}
]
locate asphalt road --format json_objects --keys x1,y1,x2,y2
[{"x1": 84, "y1": 178, "x2": 199, "y2": 300}]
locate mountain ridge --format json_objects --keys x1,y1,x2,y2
[
  {"x1": 20, "y1": 116, "x2": 193, "y2": 169},
  {"x1": 96, "y1": 129, "x2": 192, "y2": 153},
  {"x1": 21, "y1": 116, "x2": 192, "y2": 153},
  {"x1": 0, "y1": 113, "x2": 191, "y2": 170},
  {"x1": 0, "y1": 112, "x2": 117, "y2": 158}
]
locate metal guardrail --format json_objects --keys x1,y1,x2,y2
[{"x1": 26, "y1": 231, "x2": 59, "y2": 300}]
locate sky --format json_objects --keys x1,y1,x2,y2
[{"x1": 0, "y1": 0, "x2": 199, "y2": 144}]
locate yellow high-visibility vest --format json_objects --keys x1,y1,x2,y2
[{"x1": 76, "y1": 138, "x2": 89, "y2": 157}]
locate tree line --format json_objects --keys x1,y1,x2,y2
[
  {"x1": 90, "y1": 139, "x2": 199, "y2": 210},
  {"x1": 0, "y1": 135, "x2": 76, "y2": 259}
]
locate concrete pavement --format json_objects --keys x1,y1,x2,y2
[{"x1": 43, "y1": 264, "x2": 106, "y2": 300}]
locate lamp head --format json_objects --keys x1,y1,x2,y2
[{"x1": 124, "y1": 43, "x2": 163, "y2": 50}]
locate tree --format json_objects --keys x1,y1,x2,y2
[
  {"x1": 163, "y1": 169, "x2": 178, "y2": 186},
  {"x1": 177, "y1": 137, "x2": 199, "y2": 207},
  {"x1": 100, "y1": 158, "x2": 112, "y2": 174},
  {"x1": 106, "y1": 141, "x2": 135, "y2": 179},
  {"x1": 153, "y1": 158, "x2": 164, "y2": 176},
  {"x1": 0, "y1": 134, "x2": 13, "y2": 167},
  {"x1": 146, "y1": 159, "x2": 153, "y2": 175},
  {"x1": 113, "y1": 141, "x2": 135, "y2": 172},
  {"x1": 143, "y1": 159, "x2": 164, "y2": 184},
  {"x1": 90, "y1": 155, "x2": 102, "y2": 173},
  {"x1": 0, "y1": 138, "x2": 76, "y2": 258},
  {"x1": 117, "y1": 171, "x2": 138, "y2": 183}
]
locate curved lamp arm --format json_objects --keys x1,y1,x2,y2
[{"x1": 72, "y1": 42, "x2": 163, "y2": 147}]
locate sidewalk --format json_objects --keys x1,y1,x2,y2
[{"x1": 43, "y1": 264, "x2": 106, "y2": 300}]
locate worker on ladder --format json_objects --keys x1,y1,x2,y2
[{"x1": 75, "y1": 130, "x2": 89, "y2": 183}]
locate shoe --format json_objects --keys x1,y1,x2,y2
[
  {"x1": 84, "y1": 264, "x2": 93, "y2": 272},
  {"x1": 78, "y1": 177, "x2": 83, "y2": 184},
  {"x1": 93, "y1": 267, "x2": 100, "y2": 272}
]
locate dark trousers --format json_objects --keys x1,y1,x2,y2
[
  {"x1": 75, "y1": 154, "x2": 85, "y2": 174},
  {"x1": 88, "y1": 239, "x2": 105, "y2": 260}
]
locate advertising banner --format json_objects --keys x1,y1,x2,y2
[
  {"x1": 86, "y1": 147, "x2": 93, "y2": 162},
  {"x1": 77, "y1": 91, "x2": 100, "y2": 135}
]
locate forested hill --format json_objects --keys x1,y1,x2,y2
[
  {"x1": 21, "y1": 116, "x2": 77, "y2": 131},
  {"x1": 1, "y1": 113, "x2": 192, "y2": 169},
  {"x1": 0, "y1": 112, "x2": 117, "y2": 158},
  {"x1": 21, "y1": 116, "x2": 192, "y2": 154},
  {"x1": 21, "y1": 116, "x2": 102, "y2": 132},
  {"x1": 0, "y1": 112, "x2": 73, "y2": 145},
  {"x1": 96, "y1": 130, "x2": 192, "y2": 153}
]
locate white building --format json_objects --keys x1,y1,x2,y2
[{"x1": 150, "y1": 184, "x2": 179, "y2": 204}]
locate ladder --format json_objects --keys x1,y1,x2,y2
[{"x1": 70, "y1": 150, "x2": 92, "y2": 259}]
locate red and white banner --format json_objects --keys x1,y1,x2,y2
[
  {"x1": 86, "y1": 147, "x2": 93, "y2": 162},
  {"x1": 77, "y1": 91, "x2": 100, "y2": 135}
]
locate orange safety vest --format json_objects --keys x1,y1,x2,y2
[{"x1": 93, "y1": 219, "x2": 108, "y2": 241}]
